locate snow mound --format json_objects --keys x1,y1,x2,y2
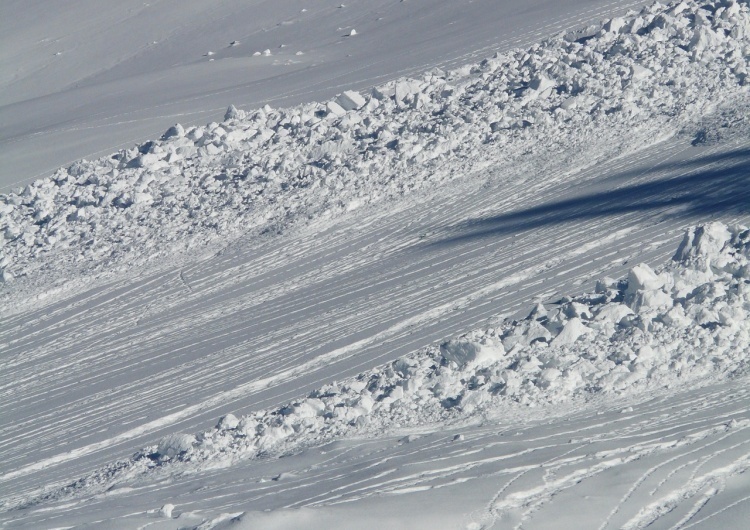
[
  {"x1": 29, "y1": 222, "x2": 748, "y2": 506},
  {"x1": 167, "y1": 222, "x2": 750, "y2": 459},
  {"x1": 2, "y1": 0, "x2": 750, "y2": 311}
]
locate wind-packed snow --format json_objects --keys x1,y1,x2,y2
[{"x1": 2, "y1": 0, "x2": 749, "y2": 313}]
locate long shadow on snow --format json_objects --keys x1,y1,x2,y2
[{"x1": 422, "y1": 147, "x2": 750, "y2": 248}]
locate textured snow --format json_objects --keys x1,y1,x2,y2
[
  {"x1": 2, "y1": 1, "x2": 750, "y2": 528},
  {"x1": 2, "y1": 0, "x2": 749, "y2": 313},
  {"x1": 8, "y1": 221, "x2": 749, "y2": 518}
]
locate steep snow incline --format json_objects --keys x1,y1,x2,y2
[
  {"x1": 2, "y1": 0, "x2": 749, "y2": 306},
  {"x1": 1, "y1": 1, "x2": 750, "y2": 528},
  {"x1": 0, "y1": 0, "x2": 653, "y2": 189},
  {"x1": 5, "y1": 222, "x2": 750, "y2": 528}
]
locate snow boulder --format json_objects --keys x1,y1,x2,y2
[
  {"x1": 626, "y1": 263, "x2": 664, "y2": 294},
  {"x1": 551, "y1": 317, "x2": 592, "y2": 346},
  {"x1": 673, "y1": 222, "x2": 732, "y2": 265},
  {"x1": 216, "y1": 413, "x2": 239, "y2": 430},
  {"x1": 155, "y1": 433, "x2": 195, "y2": 459},
  {"x1": 325, "y1": 101, "x2": 347, "y2": 117},
  {"x1": 335, "y1": 90, "x2": 367, "y2": 111},
  {"x1": 440, "y1": 337, "x2": 504, "y2": 369},
  {"x1": 161, "y1": 124, "x2": 185, "y2": 140}
]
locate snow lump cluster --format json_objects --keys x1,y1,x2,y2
[
  {"x1": 2, "y1": 0, "x2": 749, "y2": 310},
  {"x1": 39, "y1": 221, "x2": 748, "y2": 502}
]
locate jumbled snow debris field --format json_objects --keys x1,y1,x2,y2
[
  {"x1": 3, "y1": 1, "x2": 750, "y2": 527},
  {"x1": 13, "y1": 221, "x2": 749, "y2": 509},
  {"x1": 2, "y1": 0, "x2": 750, "y2": 312}
]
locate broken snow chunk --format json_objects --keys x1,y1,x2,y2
[
  {"x1": 673, "y1": 223, "x2": 732, "y2": 264},
  {"x1": 237, "y1": 417, "x2": 258, "y2": 436},
  {"x1": 394, "y1": 80, "x2": 421, "y2": 105},
  {"x1": 630, "y1": 289, "x2": 673, "y2": 312},
  {"x1": 595, "y1": 303, "x2": 634, "y2": 324},
  {"x1": 630, "y1": 64, "x2": 652, "y2": 82},
  {"x1": 335, "y1": 90, "x2": 367, "y2": 111},
  {"x1": 326, "y1": 101, "x2": 347, "y2": 117},
  {"x1": 156, "y1": 433, "x2": 195, "y2": 459},
  {"x1": 293, "y1": 398, "x2": 326, "y2": 418},
  {"x1": 136, "y1": 153, "x2": 162, "y2": 168},
  {"x1": 132, "y1": 192, "x2": 154, "y2": 206},
  {"x1": 537, "y1": 368, "x2": 561, "y2": 388},
  {"x1": 560, "y1": 96, "x2": 579, "y2": 110},
  {"x1": 604, "y1": 17, "x2": 627, "y2": 34},
  {"x1": 224, "y1": 105, "x2": 246, "y2": 121},
  {"x1": 216, "y1": 413, "x2": 239, "y2": 430},
  {"x1": 162, "y1": 124, "x2": 185, "y2": 140},
  {"x1": 626, "y1": 264, "x2": 664, "y2": 294},
  {"x1": 160, "y1": 504, "x2": 175, "y2": 518},
  {"x1": 527, "y1": 302, "x2": 547, "y2": 320},
  {"x1": 551, "y1": 318, "x2": 592, "y2": 346},
  {"x1": 529, "y1": 75, "x2": 555, "y2": 94},
  {"x1": 440, "y1": 337, "x2": 504, "y2": 369}
]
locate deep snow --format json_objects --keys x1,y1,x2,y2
[{"x1": 2, "y1": 0, "x2": 750, "y2": 529}]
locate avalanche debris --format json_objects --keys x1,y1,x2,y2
[
  {"x1": 19, "y1": 222, "x2": 750, "y2": 508},
  {"x1": 2, "y1": 0, "x2": 750, "y2": 313}
]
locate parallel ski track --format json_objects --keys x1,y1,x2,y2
[{"x1": 2, "y1": 134, "x2": 749, "y2": 517}]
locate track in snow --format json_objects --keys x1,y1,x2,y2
[{"x1": 2, "y1": 130, "x2": 749, "y2": 525}]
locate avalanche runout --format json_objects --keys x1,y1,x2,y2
[
  {"x1": 1, "y1": 0, "x2": 749, "y2": 311},
  {"x1": 17, "y1": 221, "x2": 750, "y2": 508}
]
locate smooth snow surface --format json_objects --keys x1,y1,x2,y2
[{"x1": 2, "y1": 0, "x2": 750, "y2": 529}]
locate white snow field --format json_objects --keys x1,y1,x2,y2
[{"x1": 2, "y1": 0, "x2": 750, "y2": 528}]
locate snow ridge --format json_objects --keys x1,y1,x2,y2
[
  {"x1": 2, "y1": 0, "x2": 750, "y2": 311},
  {"x1": 10, "y1": 221, "x2": 750, "y2": 510}
]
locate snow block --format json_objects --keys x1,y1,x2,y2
[
  {"x1": 630, "y1": 64, "x2": 653, "y2": 82},
  {"x1": 156, "y1": 433, "x2": 196, "y2": 459},
  {"x1": 440, "y1": 338, "x2": 504, "y2": 368},
  {"x1": 673, "y1": 223, "x2": 732, "y2": 264},
  {"x1": 224, "y1": 105, "x2": 246, "y2": 121},
  {"x1": 551, "y1": 318, "x2": 591, "y2": 346},
  {"x1": 216, "y1": 413, "x2": 239, "y2": 430},
  {"x1": 335, "y1": 90, "x2": 367, "y2": 111},
  {"x1": 626, "y1": 264, "x2": 664, "y2": 294},
  {"x1": 162, "y1": 124, "x2": 185, "y2": 140},
  {"x1": 326, "y1": 101, "x2": 347, "y2": 117}
]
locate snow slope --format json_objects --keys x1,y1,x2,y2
[
  {"x1": 2, "y1": 0, "x2": 750, "y2": 528},
  {"x1": 0, "y1": 0, "x2": 654, "y2": 190}
]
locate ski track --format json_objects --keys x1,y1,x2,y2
[
  {"x1": 2, "y1": 129, "x2": 749, "y2": 520},
  {"x1": 2, "y1": 1, "x2": 750, "y2": 527},
  {"x1": 10, "y1": 378, "x2": 750, "y2": 529}
]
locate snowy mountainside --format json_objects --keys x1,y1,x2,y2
[
  {"x1": 12, "y1": 221, "x2": 750, "y2": 510},
  {"x1": 0, "y1": 0, "x2": 653, "y2": 189},
  {"x1": 2, "y1": 1, "x2": 750, "y2": 528},
  {"x1": 5, "y1": 221, "x2": 750, "y2": 529},
  {"x1": 2, "y1": 0, "x2": 749, "y2": 312}
]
